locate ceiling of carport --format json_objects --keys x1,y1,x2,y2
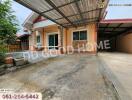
[
  {"x1": 99, "y1": 19, "x2": 132, "y2": 37},
  {"x1": 14, "y1": 0, "x2": 109, "y2": 28}
]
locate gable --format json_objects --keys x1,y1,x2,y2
[{"x1": 33, "y1": 16, "x2": 47, "y2": 23}]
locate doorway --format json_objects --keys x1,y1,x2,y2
[{"x1": 48, "y1": 33, "x2": 58, "y2": 49}]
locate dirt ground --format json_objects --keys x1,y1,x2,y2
[{"x1": 0, "y1": 54, "x2": 117, "y2": 100}]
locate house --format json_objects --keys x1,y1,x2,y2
[
  {"x1": 16, "y1": 0, "x2": 132, "y2": 54},
  {"x1": 23, "y1": 12, "x2": 98, "y2": 54},
  {"x1": 20, "y1": 0, "x2": 109, "y2": 54}
]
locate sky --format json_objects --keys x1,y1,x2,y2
[
  {"x1": 11, "y1": 0, "x2": 32, "y2": 34},
  {"x1": 106, "y1": 0, "x2": 132, "y2": 19},
  {"x1": 11, "y1": 0, "x2": 132, "y2": 34}
]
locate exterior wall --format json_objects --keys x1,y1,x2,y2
[
  {"x1": 65, "y1": 23, "x2": 97, "y2": 53},
  {"x1": 43, "y1": 25, "x2": 59, "y2": 46},
  {"x1": 29, "y1": 23, "x2": 97, "y2": 54},
  {"x1": 116, "y1": 33, "x2": 132, "y2": 53},
  {"x1": 29, "y1": 31, "x2": 36, "y2": 51},
  {"x1": 43, "y1": 25, "x2": 60, "y2": 54}
]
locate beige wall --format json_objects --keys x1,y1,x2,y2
[
  {"x1": 29, "y1": 23, "x2": 97, "y2": 53},
  {"x1": 29, "y1": 31, "x2": 36, "y2": 51},
  {"x1": 116, "y1": 33, "x2": 132, "y2": 53}
]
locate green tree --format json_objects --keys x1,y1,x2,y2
[
  {"x1": 0, "y1": 0, "x2": 19, "y2": 65},
  {"x1": 0, "y1": 0, "x2": 18, "y2": 44}
]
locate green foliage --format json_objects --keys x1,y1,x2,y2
[
  {"x1": 0, "y1": 0, "x2": 18, "y2": 44},
  {"x1": 0, "y1": 0, "x2": 19, "y2": 64},
  {"x1": 0, "y1": 40, "x2": 7, "y2": 65},
  {"x1": 0, "y1": 41, "x2": 7, "y2": 53},
  {"x1": 0, "y1": 53, "x2": 6, "y2": 65}
]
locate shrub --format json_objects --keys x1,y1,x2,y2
[
  {"x1": 0, "y1": 43, "x2": 7, "y2": 65},
  {"x1": 0, "y1": 53, "x2": 6, "y2": 65}
]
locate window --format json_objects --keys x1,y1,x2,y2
[
  {"x1": 73, "y1": 30, "x2": 87, "y2": 40},
  {"x1": 37, "y1": 35, "x2": 40, "y2": 43},
  {"x1": 73, "y1": 31, "x2": 79, "y2": 40},
  {"x1": 36, "y1": 31, "x2": 41, "y2": 44}
]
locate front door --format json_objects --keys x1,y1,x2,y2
[{"x1": 48, "y1": 34, "x2": 58, "y2": 49}]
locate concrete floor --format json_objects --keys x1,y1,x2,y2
[
  {"x1": 99, "y1": 52, "x2": 132, "y2": 100},
  {"x1": 0, "y1": 54, "x2": 116, "y2": 100}
]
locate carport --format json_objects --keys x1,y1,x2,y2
[
  {"x1": 14, "y1": 0, "x2": 108, "y2": 28},
  {"x1": 98, "y1": 19, "x2": 132, "y2": 53},
  {"x1": 98, "y1": 19, "x2": 132, "y2": 100},
  {"x1": 14, "y1": 0, "x2": 132, "y2": 54},
  {"x1": 14, "y1": 0, "x2": 110, "y2": 54}
]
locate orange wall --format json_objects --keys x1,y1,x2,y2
[
  {"x1": 29, "y1": 23, "x2": 97, "y2": 53},
  {"x1": 43, "y1": 25, "x2": 59, "y2": 47},
  {"x1": 65, "y1": 23, "x2": 97, "y2": 53},
  {"x1": 116, "y1": 33, "x2": 132, "y2": 53}
]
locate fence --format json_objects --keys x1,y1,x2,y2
[
  {"x1": 4, "y1": 41, "x2": 29, "y2": 53},
  {"x1": 6, "y1": 44, "x2": 21, "y2": 53}
]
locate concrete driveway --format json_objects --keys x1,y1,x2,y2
[
  {"x1": 0, "y1": 54, "x2": 116, "y2": 100},
  {"x1": 99, "y1": 52, "x2": 132, "y2": 100}
]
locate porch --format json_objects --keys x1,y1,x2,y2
[{"x1": 29, "y1": 24, "x2": 97, "y2": 54}]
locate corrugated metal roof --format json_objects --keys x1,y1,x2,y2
[
  {"x1": 15, "y1": 0, "x2": 109, "y2": 28},
  {"x1": 99, "y1": 19, "x2": 132, "y2": 37}
]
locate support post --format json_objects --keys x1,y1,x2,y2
[{"x1": 59, "y1": 26, "x2": 64, "y2": 54}]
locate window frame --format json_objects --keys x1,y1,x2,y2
[
  {"x1": 36, "y1": 35, "x2": 41, "y2": 43},
  {"x1": 46, "y1": 32, "x2": 59, "y2": 50},
  {"x1": 36, "y1": 31, "x2": 42, "y2": 44},
  {"x1": 72, "y1": 30, "x2": 87, "y2": 41}
]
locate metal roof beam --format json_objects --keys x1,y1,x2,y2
[
  {"x1": 64, "y1": 20, "x2": 98, "y2": 28},
  {"x1": 112, "y1": 23, "x2": 123, "y2": 32},
  {"x1": 116, "y1": 26, "x2": 132, "y2": 36},
  {"x1": 99, "y1": 30, "x2": 122, "y2": 32},
  {"x1": 103, "y1": 23, "x2": 109, "y2": 32},
  {"x1": 45, "y1": 0, "x2": 76, "y2": 27},
  {"x1": 98, "y1": 0, "x2": 109, "y2": 21},
  {"x1": 75, "y1": 0, "x2": 84, "y2": 22},
  {"x1": 63, "y1": 17, "x2": 98, "y2": 25},
  {"x1": 55, "y1": 9, "x2": 100, "y2": 20},
  {"x1": 98, "y1": 0, "x2": 105, "y2": 21},
  {"x1": 41, "y1": 0, "x2": 80, "y2": 14},
  {"x1": 98, "y1": 9, "x2": 102, "y2": 22},
  {"x1": 14, "y1": 0, "x2": 66, "y2": 28},
  {"x1": 97, "y1": 0, "x2": 107, "y2": 30},
  {"x1": 100, "y1": 27, "x2": 129, "y2": 29}
]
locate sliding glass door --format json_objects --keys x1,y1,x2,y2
[{"x1": 48, "y1": 34, "x2": 58, "y2": 49}]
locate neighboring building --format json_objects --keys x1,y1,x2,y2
[
  {"x1": 6, "y1": 40, "x2": 21, "y2": 53},
  {"x1": 6, "y1": 34, "x2": 30, "y2": 52},
  {"x1": 18, "y1": 34, "x2": 30, "y2": 51}
]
